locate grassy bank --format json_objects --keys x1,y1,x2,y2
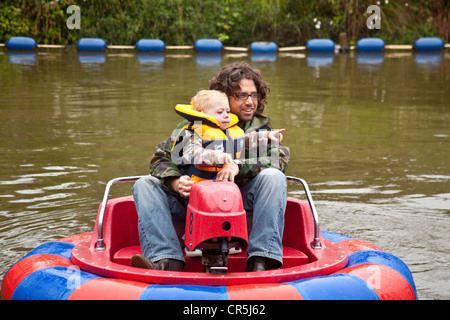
[{"x1": 0, "y1": 0, "x2": 448, "y2": 46}]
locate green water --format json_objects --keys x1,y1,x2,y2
[{"x1": 0, "y1": 48, "x2": 449, "y2": 299}]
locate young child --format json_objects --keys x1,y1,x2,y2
[
  {"x1": 171, "y1": 90, "x2": 243, "y2": 183},
  {"x1": 171, "y1": 90, "x2": 284, "y2": 184}
]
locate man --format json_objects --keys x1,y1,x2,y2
[{"x1": 131, "y1": 61, "x2": 290, "y2": 272}]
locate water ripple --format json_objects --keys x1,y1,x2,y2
[{"x1": 8, "y1": 192, "x2": 75, "y2": 204}]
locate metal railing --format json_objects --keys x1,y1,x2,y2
[
  {"x1": 95, "y1": 175, "x2": 145, "y2": 251},
  {"x1": 95, "y1": 175, "x2": 321, "y2": 251},
  {"x1": 286, "y1": 176, "x2": 322, "y2": 249}
]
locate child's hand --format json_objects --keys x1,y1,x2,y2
[
  {"x1": 268, "y1": 129, "x2": 285, "y2": 143},
  {"x1": 216, "y1": 163, "x2": 239, "y2": 182},
  {"x1": 217, "y1": 153, "x2": 234, "y2": 164}
]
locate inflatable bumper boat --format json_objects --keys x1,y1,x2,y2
[{"x1": 1, "y1": 176, "x2": 417, "y2": 300}]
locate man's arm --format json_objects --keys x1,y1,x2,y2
[
  {"x1": 149, "y1": 135, "x2": 183, "y2": 193},
  {"x1": 236, "y1": 117, "x2": 290, "y2": 186}
]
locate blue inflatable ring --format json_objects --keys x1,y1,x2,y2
[
  {"x1": 357, "y1": 38, "x2": 385, "y2": 52},
  {"x1": 6, "y1": 37, "x2": 37, "y2": 51},
  {"x1": 414, "y1": 37, "x2": 444, "y2": 51},
  {"x1": 194, "y1": 39, "x2": 223, "y2": 52},
  {"x1": 77, "y1": 38, "x2": 107, "y2": 52},
  {"x1": 250, "y1": 42, "x2": 278, "y2": 53},
  {"x1": 136, "y1": 39, "x2": 165, "y2": 52},
  {"x1": 306, "y1": 39, "x2": 335, "y2": 52},
  {"x1": 2, "y1": 231, "x2": 417, "y2": 300}
]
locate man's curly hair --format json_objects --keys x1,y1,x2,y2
[{"x1": 208, "y1": 61, "x2": 270, "y2": 116}]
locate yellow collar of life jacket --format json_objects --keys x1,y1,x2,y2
[{"x1": 174, "y1": 104, "x2": 239, "y2": 129}]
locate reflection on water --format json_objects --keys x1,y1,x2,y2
[
  {"x1": 415, "y1": 52, "x2": 443, "y2": 67},
  {"x1": 0, "y1": 48, "x2": 449, "y2": 299},
  {"x1": 195, "y1": 52, "x2": 223, "y2": 66},
  {"x1": 306, "y1": 52, "x2": 335, "y2": 67},
  {"x1": 7, "y1": 51, "x2": 37, "y2": 66},
  {"x1": 78, "y1": 52, "x2": 107, "y2": 64},
  {"x1": 137, "y1": 53, "x2": 165, "y2": 67}
]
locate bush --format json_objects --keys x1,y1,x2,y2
[{"x1": 0, "y1": 0, "x2": 447, "y2": 46}]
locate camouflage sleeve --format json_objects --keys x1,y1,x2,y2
[
  {"x1": 236, "y1": 121, "x2": 290, "y2": 186},
  {"x1": 149, "y1": 125, "x2": 187, "y2": 192},
  {"x1": 236, "y1": 142, "x2": 290, "y2": 186}
]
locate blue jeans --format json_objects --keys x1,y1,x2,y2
[{"x1": 132, "y1": 168, "x2": 287, "y2": 266}]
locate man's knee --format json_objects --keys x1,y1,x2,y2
[
  {"x1": 259, "y1": 168, "x2": 286, "y2": 183},
  {"x1": 133, "y1": 175, "x2": 160, "y2": 192}
]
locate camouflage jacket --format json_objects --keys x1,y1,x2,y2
[{"x1": 149, "y1": 115, "x2": 290, "y2": 192}]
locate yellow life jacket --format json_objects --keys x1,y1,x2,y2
[{"x1": 171, "y1": 104, "x2": 245, "y2": 183}]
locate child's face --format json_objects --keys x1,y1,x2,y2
[{"x1": 203, "y1": 98, "x2": 230, "y2": 130}]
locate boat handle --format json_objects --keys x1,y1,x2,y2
[
  {"x1": 286, "y1": 176, "x2": 322, "y2": 249},
  {"x1": 95, "y1": 175, "x2": 146, "y2": 251}
]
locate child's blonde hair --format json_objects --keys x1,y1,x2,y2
[{"x1": 191, "y1": 90, "x2": 228, "y2": 112}]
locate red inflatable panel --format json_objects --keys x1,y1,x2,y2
[
  {"x1": 68, "y1": 278, "x2": 150, "y2": 300},
  {"x1": 1, "y1": 254, "x2": 72, "y2": 300},
  {"x1": 335, "y1": 263, "x2": 416, "y2": 300},
  {"x1": 227, "y1": 283, "x2": 303, "y2": 300},
  {"x1": 338, "y1": 238, "x2": 384, "y2": 254}
]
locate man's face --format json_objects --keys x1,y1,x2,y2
[{"x1": 229, "y1": 78, "x2": 258, "y2": 123}]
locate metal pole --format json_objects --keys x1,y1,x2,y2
[
  {"x1": 286, "y1": 176, "x2": 322, "y2": 249},
  {"x1": 95, "y1": 175, "x2": 145, "y2": 251}
]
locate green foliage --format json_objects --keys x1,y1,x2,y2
[
  {"x1": 0, "y1": 0, "x2": 32, "y2": 41},
  {"x1": 0, "y1": 0, "x2": 447, "y2": 46}
]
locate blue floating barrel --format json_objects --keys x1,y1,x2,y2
[
  {"x1": 136, "y1": 39, "x2": 165, "y2": 52},
  {"x1": 250, "y1": 41, "x2": 278, "y2": 53},
  {"x1": 357, "y1": 38, "x2": 385, "y2": 52},
  {"x1": 77, "y1": 38, "x2": 107, "y2": 52},
  {"x1": 194, "y1": 39, "x2": 223, "y2": 52},
  {"x1": 306, "y1": 39, "x2": 335, "y2": 52},
  {"x1": 413, "y1": 37, "x2": 444, "y2": 51},
  {"x1": 6, "y1": 37, "x2": 37, "y2": 50}
]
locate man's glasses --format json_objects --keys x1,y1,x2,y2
[{"x1": 233, "y1": 92, "x2": 259, "y2": 101}]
